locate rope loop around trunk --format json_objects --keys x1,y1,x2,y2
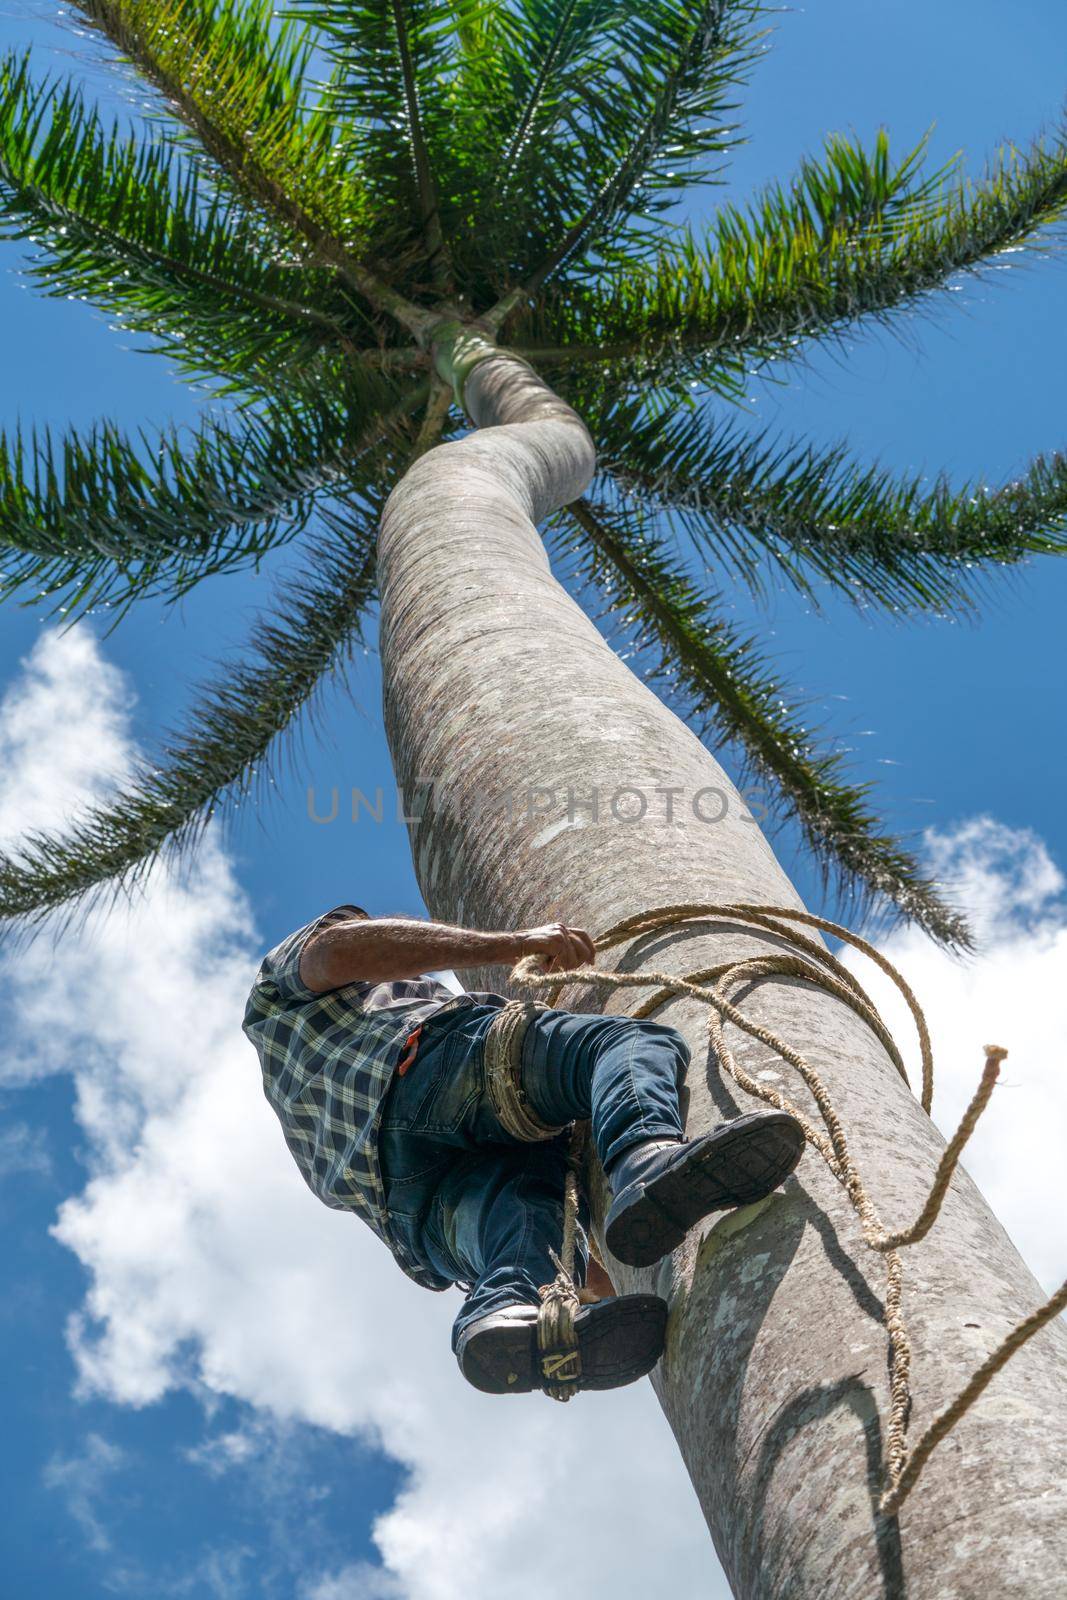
[{"x1": 506, "y1": 901, "x2": 1066, "y2": 1512}]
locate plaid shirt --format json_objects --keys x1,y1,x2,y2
[{"x1": 243, "y1": 904, "x2": 500, "y2": 1290}]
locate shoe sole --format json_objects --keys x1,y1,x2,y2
[
  {"x1": 459, "y1": 1295, "x2": 668, "y2": 1395},
  {"x1": 605, "y1": 1111, "x2": 805, "y2": 1268}
]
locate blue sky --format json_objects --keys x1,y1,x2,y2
[{"x1": 1, "y1": 4, "x2": 1065, "y2": 1598}]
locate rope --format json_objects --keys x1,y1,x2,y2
[
  {"x1": 881, "y1": 1277, "x2": 1067, "y2": 1515},
  {"x1": 536, "y1": 1125, "x2": 587, "y2": 1401},
  {"x1": 482, "y1": 1000, "x2": 585, "y2": 1399},
  {"x1": 506, "y1": 901, "x2": 1066, "y2": 1511},
  {"x1": 484, "y1": 999, "x2": 566, "y2": 1142}
]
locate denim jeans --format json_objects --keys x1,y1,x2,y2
[{"x1": 378, "y1": 1001, "x2": 688, "y2": 1348}]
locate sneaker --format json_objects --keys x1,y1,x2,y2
[
  {"x1": 456, "y1": 1295, "x2": 668, "y2": 1395},
  {"x1": 604, "y1": 1110, "x2": 805, "y2": 1268}
]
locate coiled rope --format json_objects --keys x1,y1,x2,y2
[{"x1": 506, "y1": 901, "x2": 1067, "y2": 1513}]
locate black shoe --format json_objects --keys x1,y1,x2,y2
[
  {"x1": 604, "y1": 1110, "x2": 806, "y2": 1268},
  {"x1": 456, "y1": 1295, "x2": 668, "y2": 1395}
]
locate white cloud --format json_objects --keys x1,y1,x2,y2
[
  {"x1": 0, "y1": 628, "x2": 715, "y2": 1599},
  {"x1": 304, "y1": 1564, "x2": 404, "y2": 1600},
  {"x1": 184, "y1": 1423, "x2": 264, "y2": 1478},
  {"x1": 0, "y1": 623, "x2": 133, "y2": 841},
  {"x1": 0, "y1": 1116, "x2": 52, "y2": 1179},
  {"x1": 42, "y1": 1431, "x2": 127, "y2": 1553},
  {"x1": 4, "y1": 629, "x2": 1063, "y2": 1600},
  {"x1": 107, "y1": 1541, "x2": 257, "y2": 1600},
  {"x1": 840, "y1": 815, "x2": 1067, "y2": 1293}
]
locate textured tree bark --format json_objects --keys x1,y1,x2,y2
[{"x1": 377, "y1": 352, "x2": 1067, "y2": 1598}]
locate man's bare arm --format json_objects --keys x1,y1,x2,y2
[{"x1": 299, "y1": 916, "x2": 596, "y2": 994}]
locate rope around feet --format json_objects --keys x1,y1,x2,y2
[
  {"x1": 507, "y1": 901, "x2": 1067, "y2": 1513},
  {"x1": 482, "y1": 998, "x2": 587, "y2": 1399},
  {"x1": 536, "y1": 1125, "x2": 588, "y2": 1402}
]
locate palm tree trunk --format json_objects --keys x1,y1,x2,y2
[{"x1": 376, "y1": 352, "x2": 1067, "y2": 1599}]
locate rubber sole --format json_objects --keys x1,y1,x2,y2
[
  {"x1": 605, "y1": 1111, "x2": 805, "y2": 1268},
  {"x1": 457, "y1": 1295, "x2": 668, "y2": 1395}
]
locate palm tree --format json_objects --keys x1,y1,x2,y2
[
  {"x1": 3, "y1": 0, "x2": 1067, "y2": 940},
  {"x1": 2, "y1": 3, "x2": 1066, "y2": 1595}
]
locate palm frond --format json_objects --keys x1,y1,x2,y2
[
  {"x1": 288, "y1": 0, "x2": 481, "y2": 291},
  {"x1": 0, "y1": 54, "x2": 382, "y2": 390},
  {"x1": 0, "y1": 383, "x2": 470, "y2": 936},
  {"x1": 555, "y1": 494, "x2": 969, "y2": 946},
  {"x1": 490, "y1": 0, "x2": 590, "y2": 199},
  {"x1": 74, "y1": 0, "x2": 348, "y2": 223},
  {"x1": 474, "y1": 1, "x2": 670, "y2": 276},
  {"x1": 0, "y1": 376, "x2": 427, "y2": 618},
  {"x1": 509, "y1": 125, "x2": 1067, "y2": 383},
  {"x1": 479, "y1": 0, "x2": 764, "y2": 329},
  {"x1": 70, "y1": 0, "x2": 429, "y2": 331},
  {"x1": 0, "y1": 491, "x2": 384, "y2": 934},
  {"x1": 518, "y1": 0, "x2": 758, "y2": 299},
  {"x1": 591, "y1": 392, "x2": 1067, "y2": 613}
]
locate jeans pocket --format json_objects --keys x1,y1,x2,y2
[{"x1": 409, "y1": 1030, "x2": 483, "y2": 1136}]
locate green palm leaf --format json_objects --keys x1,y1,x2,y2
[
  {"x1": 0, "y1": 55, "x2": 382, "y2": 390},
  {"x1": 0, "y1": 392, "x2": 465, "y2": 932},
  {"x1": 590, "y1": 392, "x2": 1067, "y2": 613},
  {"x1": 69, "y1": 0, "x2": 429, "y2": 330},
  {"x1": 74, "y1": 0, "x2": 352, "y2": 224},
  {"x1": 529, "y1": 0, "x2": 756, "y2": 279},
  {"x1": 556, "y1": 493, "x2": 968, "y2": 946},
  {"x1": 511, "y1": 125, "x2": 1067, "y2": 385},
  {"x1": 0, "y1": 495, "x2": 383, "y2": 930},
  {"x1": 289, "y1": 0, "x2": 759, "y2": 307},
  {"x1": 487, "y1": 0, "x2": 760, "y2": 322},
  {"x1": 287, "y1": 0, "x2": 481, "y2": 289},
  {"x1": 0, "y1": 376, "x2": 425, "y2": 617}
]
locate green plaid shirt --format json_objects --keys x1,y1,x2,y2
[{"x1": 243, "y1": 903, "x2": 476, "y2": 1290}]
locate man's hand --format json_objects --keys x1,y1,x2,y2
[{"x1": 518, "y1": 922, "x2": 596, "y2": 973}]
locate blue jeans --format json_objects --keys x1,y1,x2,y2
[{"x1": 378, "y1": 1002, "x2": 688, "y2": 1348}]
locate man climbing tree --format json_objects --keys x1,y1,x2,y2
[
  {"x1": 243, "y1": 904, "x2": 803, "y2": 1393},
  {"x1": 3, "y1": 2, "x2": 1067, "y2": 1594}
]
